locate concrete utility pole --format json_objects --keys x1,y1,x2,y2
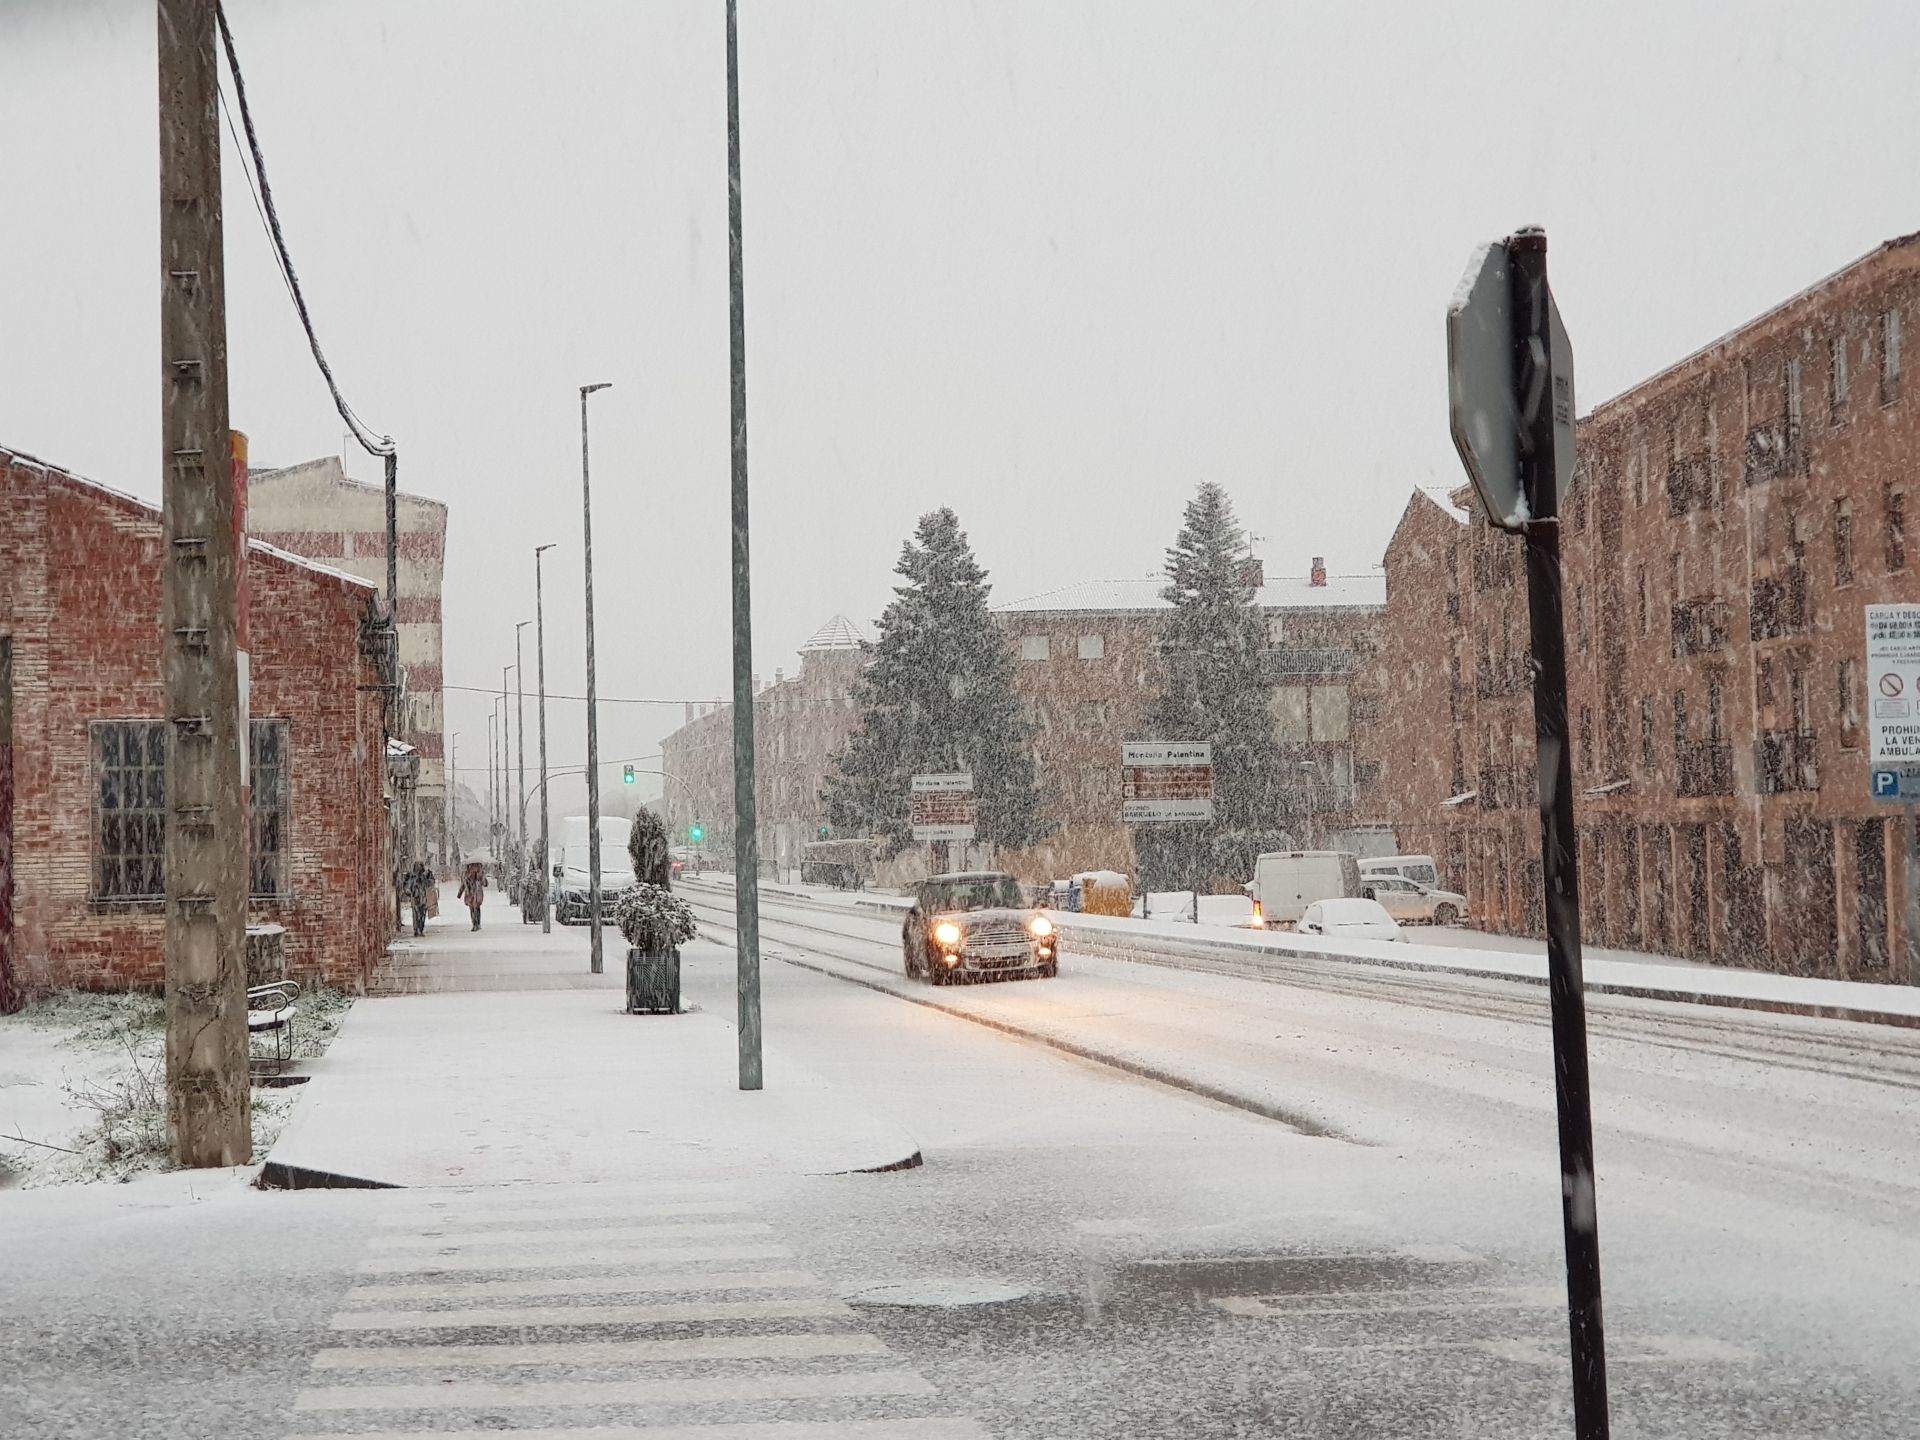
[
  {"x1": 157, "y1": 0, "x2": 250, "y2": 1167},
  {"x1": 534, "y1": 545, "x2": 556, "y2": 935},
  {"x1": 447, "y1": 733, "x2": 458, "y2": 860},
  {"x1": 499, "y1": 667, "x2": 511, "y2": 873},
  {"x1": 579, "y1": 382, "x2": 611, "y2": 975},
  {"x1": 514, "y1": 623, "x2": 530, "y2": 898},
  {"x1": 726, "y1": 0, "x2": 764, "y2": 1091}
]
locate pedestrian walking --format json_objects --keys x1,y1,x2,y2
[
  {"x1": 459, "y1": 861, "x2": 487, "y2": 931},
  {"x1": 406, "y1": 860, "x2": 433, "y2": 937}
]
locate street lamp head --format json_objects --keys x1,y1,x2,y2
[
  {"x1": 535, "y1": 543, "x2": 556, "y2": 558},
  {"x1": 581, "y1": 382, "x2": 612, "y2": 396}
]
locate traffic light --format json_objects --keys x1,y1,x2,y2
[
  {"x1": 817, "y1": 825, "x2": 830, "y2": 840},
  {"x1": 622, "y1": 764, "x2": 635, "y2": 785},
  {"x1": 689, "y1": 824, "x2": 705, "y2": 843}
]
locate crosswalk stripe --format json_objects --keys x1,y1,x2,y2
[
  {"x1": 343, "y1": 1268, "x2": 820, "y2": 1304},
  {"x1": 292, "y1": 1369, "x2": 937, "y2": 1411},
  {"x1": 330, "y1": 1298, "x2": 852, "y2": 1331},
  {"x1": 367, "y1": 1220, "x2": 773, "y2": 1252},
  {"x1": 371, "y1": 1201, "x2": 754, "y2": 1235},
  {"x1": 357, "y1": 1241, "x2": 789, "y2": 1275},
  {"x1": 374, "y1": 1187, "x2": 738, "y2": 1224},
  {"x1": 312, "y1": 1332, "x2": 891, "y2": 1369},
  {"x1": 289, "y1": 1418, "x2": 991, "y2": 1440}
]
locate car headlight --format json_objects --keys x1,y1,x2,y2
[
  {"x1": 934, "y1": 921, "x2": 962, "y2": 946},
  {"x1": 1029, "y1": 915, "x2": 1053, "y2": 937}
]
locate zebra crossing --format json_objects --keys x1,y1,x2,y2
[{"x1": 287, "y1": 1182, "x2": 989, "y2": 1440}]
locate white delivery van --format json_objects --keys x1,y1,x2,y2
[
  {"x1": 1358, "y1": 854, "x2": 1440, "y2": 888},
  {"x1": 1247, "y1": 851, "x2": 1363, "y2": 927}
]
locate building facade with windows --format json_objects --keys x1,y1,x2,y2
[
  {"x1": 1372, "y1": 232, "x2": 1920, "y2": 979},
  {"x1": 994, "y1": 561, "x2": 1387, "y2": 880},
  {"x1": 0, "y1": 447, "x2": 393, "y2": 994},
  {"x1": 247, "y1": 455, "x2": 451, "y2": 870},
  {"x1": 660, "y1": 616, "x2": 867, "y2": 875}
]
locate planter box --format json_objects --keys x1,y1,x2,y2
[{"x1": 626, "y1": 947, "x2": 681, "y2": 1015}]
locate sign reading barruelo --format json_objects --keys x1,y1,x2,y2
[
  {"x1": 1122, "y1": 741, "x2": 1213, "y2": 823},
  {"x1": 911, "y1": 772, "x2": 976, "y2": 842}
]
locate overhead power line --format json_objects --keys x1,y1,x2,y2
[
  {"x1": 214, "y1": 2, "x2": 393, "y2": 459},
  {"x1": 445, "y1": 682, "x2": 722, "y2": 708}
]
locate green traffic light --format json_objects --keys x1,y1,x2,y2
[
  {"x1": 689, "y1": 824, "x2": 705, "y2": 843},
  {"x1": 622, "y1": 765, "x2": 635, "y2": 784}
]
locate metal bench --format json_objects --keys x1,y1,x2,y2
[{"x1": 247, "y1": 981, "x2": 299, "y2": 1074}]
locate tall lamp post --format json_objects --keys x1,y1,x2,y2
[
  {"x1": 534, "y1": 545, "x2": 556, "y2": 935},
  {"x1": 514, "y1": 624, "x2": 531, "y2": 902},
  {"x1": 579, "y1": 381, "x2": 612, "y2": 974}
]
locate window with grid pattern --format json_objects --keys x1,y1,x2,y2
[
  {"x1": 94, "y1": 721, "x2": 166, "y2": 898},
  {"x1": 250, "y1": 720, "x2": 289, "y2": 896}
]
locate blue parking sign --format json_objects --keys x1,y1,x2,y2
[{"x1": 1874, "y1": 770, "x2": 1901, "y2": 799}]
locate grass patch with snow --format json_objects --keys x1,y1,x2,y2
[{"x1": 0, "y1": 983, "x2": 353, "y2": 1187}]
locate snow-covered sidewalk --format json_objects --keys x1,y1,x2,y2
[{"x1": 263, "y1": 932, "x2": 922, "y2": 1189}]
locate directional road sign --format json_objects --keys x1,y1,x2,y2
[{"x1": 1448, "y1": 239, "x2": 1576, "y2": 530}]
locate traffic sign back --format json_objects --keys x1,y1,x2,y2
[{"x1": 1447, "y1": 237, "x2": 1576, "y2": 530}]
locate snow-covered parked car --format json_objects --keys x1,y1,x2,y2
[
  {"x1": 902, "y1": 871, "x2": 1059, "y2": 984},
  {"x1": 1358, "y1": 873, "x2": 1467, "y2": 926},
  {"x1": 1297, "y1": 897, "x2": 1405, "y2": 942}
]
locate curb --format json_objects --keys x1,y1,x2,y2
[{"x1": 255, "y1": 1160, "x2": 403, "y2": 1191}]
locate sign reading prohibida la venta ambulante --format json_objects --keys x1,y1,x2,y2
[
  {"x1": 910, "y1": 772, "x2": 976, "y2": 842},
  {"x1": 1867, "y1": 604, "x2": 1920, "y2": 801},
  {"x1": 1122, "y1": 741, "x2": 1213, "y2": 823}
]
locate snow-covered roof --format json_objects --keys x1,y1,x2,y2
[
  {"x1": 802, "y1": 614, "x2": 866, "y2": 651},
  {"x1": 2, "y1": 444, "x2": 379, "y2": 593},
  {"x1": 386, "y1": 738, "x2": 417, "y2": 757},
  {"x1": 997, "y1": 573, "x2": 1386, "y2": 615}
]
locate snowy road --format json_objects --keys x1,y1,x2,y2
[
  {"x1": 6, "y1": 889, "x2": 1919, "y2": 1438},
  {"x1": 681, "y1": 880, "x2": 1920, "y2": 1436}
]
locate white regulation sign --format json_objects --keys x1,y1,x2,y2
[
  {"x1": 911, "y1": 771, "x2": 976, "y2": 842},
  {"x1": 1866, "y1": 604, "x2": 1920, "y2": 801}
]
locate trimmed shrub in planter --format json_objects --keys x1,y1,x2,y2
[{"x1": 618, "y1": 808, "x2": 695, "y2": 1014}]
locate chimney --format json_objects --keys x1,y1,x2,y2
[
  {"x1": 1237, "y1": 556, "x2": 1265, "y2": 588},
  {"x1": 1310, "y1": 556, "x2": 1327, "y2": 588},
  {"x1": 685, "y1": 702, "x2": 694, "y2": 724},
  {"x1": 775, "y1": 668, "x2": 784, "y2": 686}
]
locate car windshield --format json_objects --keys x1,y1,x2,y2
[{"x1": 926, "y1": 876, "x2": 1024, "y2": 911}]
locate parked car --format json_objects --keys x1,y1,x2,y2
[
  {"x1": 1297, "y1": 897, "x2": 1405, "y2": 942},
  {"x1": 1358, "y1": 853, "x2": 1441, "y2": 888},
  {"x1": 1359, "y1": 873, "x2": 1467, "y2": 926},
  {"x1": 902, "y1": 871, "x2": 1058, "y2": 984},
  {"x1": 1245, "y1": 850, "x2": 1362, "y2": 928}
]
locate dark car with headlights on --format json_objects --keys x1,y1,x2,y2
[{"x1": 902, "y1": 871, "x2": 1058, "y2": 984}]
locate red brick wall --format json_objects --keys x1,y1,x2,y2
[
  {"x1": 1368, "y1": 236, "x2": 1920, "y2": 980},
  {"x1": 0, "y1": 453, "x2": 391, "y2": 994}
]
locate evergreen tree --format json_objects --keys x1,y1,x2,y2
[
  {"x1": 1139, "y1": 482, "x2": 1291, "y2": 886},
  {"x1": 827, "y1": 509, "x2": 1048, "y2": 855}
]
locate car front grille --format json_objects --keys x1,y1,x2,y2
[{"x1": 964, "y1": 919, "x2": 1032, "y2": 963}]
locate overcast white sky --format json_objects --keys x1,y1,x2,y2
[{"x1": 5, "y1": 0, "x2": 1920, "y2": 814}]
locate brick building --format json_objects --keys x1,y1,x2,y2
[
  {"x1": 660, "y1": 616, "x2": 867, "y2": 873},
  {"x1": 247, "y1": 455, "x2": 450, "y2": 869},
  {"x1": 994, "y1": 561, "x2": 1387, "y2": 879},
  {"x1": 0, "y1": 447, "x2": 393, "y2": 994},
  {"x1": 1372, "y1": 232, "x2": 1920, "y2": 980}
]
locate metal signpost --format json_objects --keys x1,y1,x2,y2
[
  {"x1": 911, "y1": 773, "x2": 976, "y2": 871},
  {"x1": 1122, "y1": 742, "x2": 1213, "y2": 921},
  {"x1": 1864, "y1": 603, "x2": 1920, "y2": 985},
  {"x1": 1448, "y1": 227, "x2": 1609, "y2": 1439}
]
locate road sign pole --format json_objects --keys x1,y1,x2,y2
[
  {"x1": 1510, "y1": 229, "x2": 1610, "y2": 1440},
  {"x1": 1905, "y1": 801, "x2": 1920, "y2": 986}
]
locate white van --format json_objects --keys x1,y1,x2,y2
[
  {"x1": 1247, "y1": 851, "x2": 1362, "y2": 928},
  {"x1": 1359, "y1": 854, "x2": 1440, "y2": 889}
]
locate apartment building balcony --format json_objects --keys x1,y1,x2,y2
[
  {"x1": 1675, "y1": 739, "x2": 1735, "y2": 796},
  {"x1": 1749, "y1": 570, "x2": 1810, "y2": 641},
  {"x1": 1755, "y1": 731, "x2": 1819, "y2": 794},
  {"x1": 1671, "y1": 597, "x2": 1731, "y2": 658}
]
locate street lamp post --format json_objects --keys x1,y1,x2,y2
[
  {"x1": 514, "y1": 624, "x2": 531, "y2": 902},
  {"x1": 579, "y1": 381, "x2": 612, "y2": 974},
  {"x1": 534, "y1": 545, "x2": 556, "y2": 935}
]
